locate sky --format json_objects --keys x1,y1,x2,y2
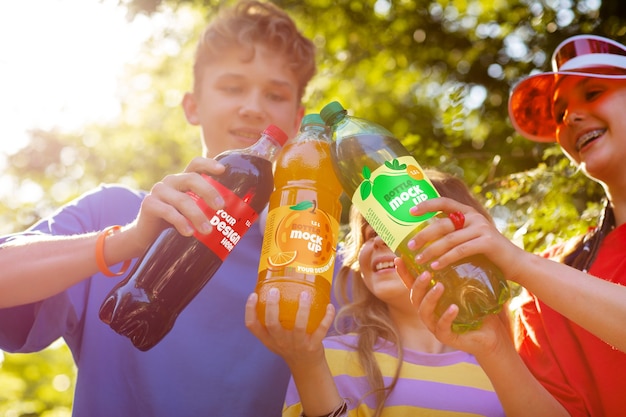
[{"x1": 0, "y1": 0, "x2": 152, "y2": 156}]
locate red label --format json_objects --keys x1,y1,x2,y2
[{"x1": 187, "y1": 176, "x2": 258, "y2": 260}]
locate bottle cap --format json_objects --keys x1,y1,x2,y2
[
  {"x1": 263, "y1": 124, "x2": 288, "y2": 146},
  {"x1": 320, "y1": 101, "x2": 346, "y2": 125},
  {"x1": 301, "y1": 113, "x2": 324, "y2": 127}
]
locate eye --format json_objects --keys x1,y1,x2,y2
[
  {"x1": 266, "y1": 91, "x2": 289, "y2": 102},
  {"x1": 584, "y1": 88, "x2": 603, "y2": 101},
  {"x1": 221, "y1": 85, "x2": 243, "y2": 94},
  {"x1": 363, "y1": 226, "x2": 378, "y2": 241}
]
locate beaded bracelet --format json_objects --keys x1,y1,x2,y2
[
  {"x1": 95, "y1": 225, "x2": 131, "y2": 277},
  {"x1": 301, "y1": 400, "x2": 347, "y2": 417}
]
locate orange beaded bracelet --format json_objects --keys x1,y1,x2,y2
[{"x1": 95, "y1": 225, "x2": 132, "y2": 277}]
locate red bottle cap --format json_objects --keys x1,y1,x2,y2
[{"x1": 263, "y1": 124, "x2": 288, "y2": 146}]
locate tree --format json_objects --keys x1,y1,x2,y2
[{"x1": 1, "y1": 0, "x2": 624, "y2": 412}]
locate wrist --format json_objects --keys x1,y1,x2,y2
[{"x1": 301, "y1": 399, "x2": 347, "y2": 417}]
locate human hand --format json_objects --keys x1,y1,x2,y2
[
  {"x1": 408, "y1": 269, "x2": 510, "y2": 359},
  {"x1": 131, "y1": 156, "x2": 227, "y2": 251},
  {"x1": 407, "y1": 197, "x2": 528, "y2": 284},
  {"x1": 245, "y1": 288, "x2": 334, "y2": 369}
]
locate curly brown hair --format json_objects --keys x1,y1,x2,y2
[{"x1": 191, "y1": 0, "x2": 316, "y2": 102}]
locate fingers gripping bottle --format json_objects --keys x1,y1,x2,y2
[
  {"x1": 99, "y1": 125, "x2": 288, "y2": 351},
  {"x1": 320, "y1": 101, "x2": 510, "y2": 332},
  {"x1": 256, "y1": 114, "x2": 343, "y2": 333}
]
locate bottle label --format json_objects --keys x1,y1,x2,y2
[
  {"x1": 258, "y1": 200, "x2": 339, "y2": 284},
  {"x1": 188, "y1": 176, "x2": 258, "y2": 260},
  {"x1": 352, "y1": 156, "x2": 439, "y2": 251}
]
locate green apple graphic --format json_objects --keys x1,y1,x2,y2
[{"x1": 359, "y1": 159, "x2": 438, "y2": 223}]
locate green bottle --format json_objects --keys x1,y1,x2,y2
[{"x1": 320, "y1": 101, "x2": 510, "y2": 332}]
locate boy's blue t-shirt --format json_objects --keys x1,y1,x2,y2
[{"x1": 0, "y1": 184, "x2": 290, "y2": 417}]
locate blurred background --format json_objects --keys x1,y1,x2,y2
[{"x1": 1, "y1": 0, "x2": 624, "y2": 414}]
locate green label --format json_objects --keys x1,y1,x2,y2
[{"x1": 352, "y1": 156, "x2": 439, "y2": 251}]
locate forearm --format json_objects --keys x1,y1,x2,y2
[
  {"x1": 514, "y1": 252, "x2": 626, "y2": 351},
  {"x1": 476, "y1": 341, "x2": 569, "y2": 417},
  {"x1": 0, "y1": 225, "x2": 142, "y2": 308},
  {"x1": 288, "y1": 358, "x2": 343, "y2": 417}
]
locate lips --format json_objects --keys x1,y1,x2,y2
[
  {"x1": 373, "y1": 258, "x2": 395, "y2": 272},
  {"x1": 231, "y1": 129, "x2": 263, "y2": 142},
  {"x1": 575, "y1": 129, "x2": 605, "y2": 152}
]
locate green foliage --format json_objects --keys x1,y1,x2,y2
[
  {"x1": 2, "y1": 0, "x2": 625, "y2": 411},
  {"x1": 0, "y1": 341, "x2": 76, "y2": 416}
]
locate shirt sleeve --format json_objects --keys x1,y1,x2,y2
[
  {"x1": 0, "y1": 184, "x2": 144, "y2": 352},
  {"x1": 514, "y1": 292, "x2": 590, "y2": 417}
]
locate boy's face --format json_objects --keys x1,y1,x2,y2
[{"x1": 183, "y1": 45, "x2": 304, "y2": 157}]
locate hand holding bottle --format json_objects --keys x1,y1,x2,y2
[
  {"x1": 396, "y1": 258, "x2": 509, "y2": 355},
  {"x1": 245, "y1": 289, "x2": 334, "y2": 367},
  {"x1": 100, "y1": 125, "x2": 288, "y2": 351},
  {"x1": 406, "y1": 197, "x2": 529, "y2": 286},
  {"x1": 321, "y1": 101, "x2": 510, "y2": 332},
  {"x1": 131, "y1": 157, "x2": 227, "y2": 252}
]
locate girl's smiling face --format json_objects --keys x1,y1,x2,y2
[
  {"x1": 357, "y1": 224, "x2": 411, "y2": 305},
  {"x1": 553, "y1": 76, "x2": 626, "y2": 185}
]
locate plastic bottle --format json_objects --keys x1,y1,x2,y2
[
  {"x1": 255, "y1": 114, "x2": 343, "y2": 333},
  {"x1": 320, "y1": 101, "x2": 510, "y2": 332},
  {"x1": 99, "y1": 125, "x2": 288, "y2": 351}
]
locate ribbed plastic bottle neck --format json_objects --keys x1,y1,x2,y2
[
  {"x1": 243, "y1": 124, "x2": 287, "y2": 162},
  {"x1": 248, "y1": 133, "x2": 284, "y2": 163}
]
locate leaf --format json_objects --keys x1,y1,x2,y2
[
  {"x1": 362, "y1": 166, "x2": 371, "y2": 180},
  {"x1": 360, "y1": 181, "x2": 372, "y2": 200},
  {"x1": 290, "y1": 200, "x2": 314, "y2": 211}
]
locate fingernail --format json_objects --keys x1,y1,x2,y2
[
  {"x1": 268, "y1": 288, "x2": 279, "y2": 301},
  {"x1": 407, "y1": 239, "x2": 416, "y2": 250},
  {"x1": 415, "y1": 253, "x2": 423, "y2": 263},
  {"x1": 214, "y1": 196, "x2": 225, "y2": 208},
  {"x1": 430, "y1": 261, "x2": 440, "y2": 270},
  {"x1": 200, "y1": 222, "x2": 212, "y2": 234},
  {"x1": 410, "y1": 206, "x2": 419, "y2": 215}
]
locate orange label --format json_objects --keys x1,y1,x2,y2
[{"x1": 259, "y1": 201, "x2": 338, "y2": 284}]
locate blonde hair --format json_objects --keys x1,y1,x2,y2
[
  {"x1": 191, "y1": 0, "x2": 316, "y2": 101},
  {"x1": 334, "y1": 170, "x2": 501, "y2": 416}
]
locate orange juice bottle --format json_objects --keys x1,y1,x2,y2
[{"x1": 256, "y1": 114, "x2": 343, "y2": 333}]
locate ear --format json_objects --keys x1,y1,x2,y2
[{"x1": 182, "y1": 92, "x2": 200, "y2": 125}]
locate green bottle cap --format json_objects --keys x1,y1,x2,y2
[
  {"x1": 320, "y1": 101, "x2": 346, "y2": 125},
  {"x1": 301, "y1": 113, "x2": 324, "y2": 127}
]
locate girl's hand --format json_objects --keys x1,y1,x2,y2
[
  {"x1": 245, "y1": 288, "x2": 334, "y2": 369},
  {"x1": 407, "y1": 197, "x2": 528, "y2": 284},
  {"x1": 131, "y1": 157, "x2": 227, "y2": 253},
  {"x1": 412, "y1": 270, "x2": 510, "y2": 359}
]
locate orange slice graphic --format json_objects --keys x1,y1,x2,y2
[{"x1": 268, "y1": 251, "x2": 297, "y2": 267}]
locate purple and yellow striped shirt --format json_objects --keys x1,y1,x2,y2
[{"x1": 283, "y1": 334, "x2": 505, "y2": 417}]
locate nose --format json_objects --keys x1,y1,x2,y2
[
  {"x1": 563, "y1": 108, "x2": 585, "y2": 126},
  {"x1": 238, "y1": 90, "x2": 266, "y2": 120},
  {"x1": 373, "y1": 235, "x2": 388, "y2": 248}
]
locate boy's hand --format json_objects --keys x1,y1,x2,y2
[{"x1": 131, "y1": 156, "x2": 226, "y2": 252}]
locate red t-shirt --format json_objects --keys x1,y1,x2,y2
[{"x1": 515, "y1": 223, "x2": 626, "y2": 416}]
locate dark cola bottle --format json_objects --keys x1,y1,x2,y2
[{"x1": 99, "y1": 125, "x2": 288, "y2": 351}]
